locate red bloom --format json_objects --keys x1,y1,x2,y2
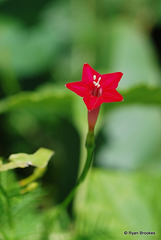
[{"x1": 66, "y1": 63, "x2": 123, "y2": 111}]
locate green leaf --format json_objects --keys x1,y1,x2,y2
[
  {"x1": 0, "y1": 171, "x2": 47, "y2": 240},
  {"x1": 0, "y1": 148, "x2": 54, "y2": 171},
  {"x1": 0, "y1": 3, "x2": 71, "y2": 77},
  {"x1": 99, "y1": 19, "x2": 161, "y2": 89},
  {"x1": 97, "y1": 105, "x2": 161, "y2": 170},
  {"x1": 75, "y1": 169, "x2": 161, "y2": 239},
  {"x1": 0, "y1": 85, "x2": 160, "y2": 116},
  {"x1": 101, "y1": 85, "x2": 161, "y2": 113},
  {"x1": 0, "y1": 86, "x2": 74, "y2": 116},
  {"x1": 122, "y1": 85, "x2": 161, "y2": 105}
]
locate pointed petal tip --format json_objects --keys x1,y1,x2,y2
[
  {"x1": 113, "y1": 71, "x2": 123, "y2": 78},
  {"x1": 119, "y1": 95, "x2": 124, "y2": 102},
  {"x1": 83, "y1": 62, "x2": 89, "y2": 67},
  {"x1": 119, "y1": 94, "x2": 124, "y2": 101},
  {"x1": 65, "y1": 83, "x2": 69, "y2": 88},
  {"x1": 116, "y1": 72, "x2": 123, "y2": 77}
]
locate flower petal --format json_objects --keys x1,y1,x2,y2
[
  {"x1": 66, "y1": 81, "x2": 90, "y2": 97},
  {"x1": 82, "y1": 63, "x2": 101, "y2": 88},
  {"x1": 101, "y1": 72, "x2": 123, "y2": 89},
  {"x1": 83, "y1": 96, "x2": 103, "y2": 111},
  {"x1": 101, "y1": 89, "x2": 123, "y2": 103}
]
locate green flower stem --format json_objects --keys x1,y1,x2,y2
[{"x1": 60, "y1": 130, "x2": 95, "y2": 209}]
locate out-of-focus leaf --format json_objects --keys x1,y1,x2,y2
[
  {"x1": 121, "y1": 85, "x2": 161, "y2": 105},
  {"x1": 0, "y1": 148, "x2": 54, "y2": 171},
  {"x1": 0, "y1": 171, "x2": 46, "y2": 240},
  {"x1": 0, "y1": 0, "x2": 8, "y2": 3},
  {"x1": 96, "y1": 105, "x2": 161, "y2": 170},
  {"x1": 102, "y1": 85, "x2": 161, "y2": 113},
  {"x1": 97, "y1": 0, "x2": 161, "y2": 24},
  {"x1": 75, "y1": 169, "x2": 161, "y2": 239},
  {"x1": 0, "y1": 86, "x2": 74, "y2": 116},
  {"x1": 98, "y1": 19, "x2": 161, "y2": 89},
  {"x1": 95, "y1": 19, "x2": 161, "y2": 173},
  {"x1": 0, "y1": 85, "x2": 160, "y2": 116},
  {"x1": 73, "y1": 211, "x2": 113, "y2": 240},
  {"x1": 0, "y1": 2, "x2": 71, "y2": 77}
]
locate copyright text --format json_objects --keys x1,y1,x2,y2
[{"x1": 124, "y1": 231, "x2": 155, "y2": 236}]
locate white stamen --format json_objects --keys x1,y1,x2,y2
[
  {"x1": 93, "y1": 76, "x2": 101, "y2": 88},
  {"x1": 98, "y1": 77, "x2": 101, "y2": 82}
]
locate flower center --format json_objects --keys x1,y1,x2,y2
[
  {"x1": 93, "y1": 75, "x2": 101, "y2": 88},
  {"x1": 91, "y1": 75, "x2": 102, "y2": 97}
]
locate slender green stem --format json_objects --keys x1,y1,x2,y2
[{"x1": 60, "y1": 130, "x2": 95, "y2": 209}]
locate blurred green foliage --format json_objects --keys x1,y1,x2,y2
[{"x1": 0, "y1": 0, "x2": 161, "y2": 239}]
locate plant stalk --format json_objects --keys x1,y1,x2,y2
[{"x1": 60, "y1": 130, "x2": 95, "y2": 209}]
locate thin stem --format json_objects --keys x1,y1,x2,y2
[{"x1": 60, "y1": 130, "x2": 95, "y2": 209}]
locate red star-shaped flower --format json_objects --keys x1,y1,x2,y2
[{"x1": 66, "y1": 63, "x2": 123, "y2": 111}]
